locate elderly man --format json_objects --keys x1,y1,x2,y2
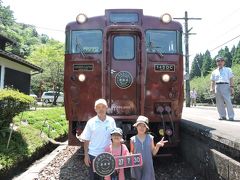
[
  {"x1": 80, "y1": 98, "x2": 116, "y2": 180},
  {"x1": 210, "y1": 57, "x2": 234, "y2": 121}
]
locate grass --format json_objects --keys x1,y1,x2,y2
[{"x1": 0, "y1": 107, "x2": 67, "y2": 175}]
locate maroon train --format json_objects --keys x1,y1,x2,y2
[{"x1": 64, "y1": 9, "x2": 184, "y2": 154}]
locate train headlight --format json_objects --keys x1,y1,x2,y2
[
  {"x1": 78, "y1": 74, "x2": 86, "y2": 82},
  {"x1": 76, "y1": 13, "x2": 87, "y2": 24},
  {"x1": 159, "y1": 129, "x2": 164, "y2": 136},
  {"x1": 165, "y1": 128, "x2": 173, "y2": 136},
  {"x1": 162, "y1": 74, "x2": 170, "y2": 82},
  {"x1": 161, "y1": 13, "x2": 172, "y2": 23}
]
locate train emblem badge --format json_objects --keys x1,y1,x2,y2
[{"x1": 115, "y1": 71, "x2": 133, "y2": 89}]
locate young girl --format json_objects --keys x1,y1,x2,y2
[
  {"x1": 130, "y1": 115, "x2": 168, "y2": 180},
  {"x1": 105, "y1": 127, "x2": 129, "y2": 180}
]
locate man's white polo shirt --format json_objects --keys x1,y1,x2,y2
[
  {"x1": 80, "y1": 115, "x2": 116, "y2": 156},
  {"x1": 211, "y1": 67, "x2": 234, "y2": 83}
]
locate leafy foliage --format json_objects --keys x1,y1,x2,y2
[
  {"x1": 0, "y1": 107, "x2": 66, "y2": 175},
  {"x1": 231, "y1": 64, "x2": 240, "y2": 104},
  {"x1": 0, "y1": 89, "x2": 34, "y2": 130},
  {"x1": 0, "y1": 1, "x2": 14, "y2": 26},
  {"x1": 0, "y1": 1, "x2": 49, "y2": 58},
  {"x1": 217, "y1": 47, "x2": 233, "y2": 67},
  {"x1": 27, "y1": 40, "x2": 64, "y2": 97},
  {"x1": 190, "y1": 54, "x2": 203, "y2": 79},
  {"x1": 232, "y1": 42, "x2": 240, "y2": 65},
  {"x1": 13, "y1": 107, "x2": 67, "y2": 139},
  {"x1": 201, "y1": 50, "x2": 212, "y2": 76}
]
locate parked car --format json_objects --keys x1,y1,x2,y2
[
  {"x1": 29, "y1": 93, "x2": 38, "y2": 109},
  {"x1": 30, "y1": 93, "x2": 37, "y2": 99},
  {"x1": 41, "y1": 91, "x2": 64, "y2": 104}
]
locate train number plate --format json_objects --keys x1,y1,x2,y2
[
  {"x1": 73, "y1": 64, "x2": 94, "y2": 71},
  {"x1": 154, "y1": 64, "x2": 175, "y2": 72}
]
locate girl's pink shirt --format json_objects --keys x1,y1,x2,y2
[{"x1": 104, "y1": 143, "x2": 129, "y2": 180}]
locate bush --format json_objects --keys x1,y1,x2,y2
[
  {"x1": 13, "y1": 107, "x2": 67, "y2": 139},
  {"x1": 0, "y1": 89, "x2": 34, "y2": 131},
  {"x1": 0, "y1": 107, "x2": 67, "y2": 178},
  {"x1": 231, "y1": 65, "x2": 240, "y2": 104}
]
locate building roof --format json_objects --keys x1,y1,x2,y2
[
  {"x1": 0, "y1": 34, "x2": 17, "y2": 45},
  {"x1": 0, "y1": 49, "x2": 43, "y2": 73}
]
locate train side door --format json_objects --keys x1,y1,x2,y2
[{"x1": 106, "y1": 33, "x2": 140, "y2": 116}]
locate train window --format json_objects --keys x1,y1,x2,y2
[
  {"x1": 71, "y1": 30, "x2": 102, "y2": 54},
  {"x1": 113, "y1": 36, "x2": 135, "y2": 60},
  {"x1": 177, "y1": 31, "x2": 183, "y2": 53},
  {"x1": 146, "y1": 30, "x2": 179, "y2": 54},
  {"x1": 65, "y1": 31, "x2": 70, "y2": 54},
  {"x1": 109, "y1": 13, "x2": 138, "y2": 23}
]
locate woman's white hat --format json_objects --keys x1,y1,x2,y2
[{"x1": 133, "y1": 115, "x2": 149, "y2": 129}]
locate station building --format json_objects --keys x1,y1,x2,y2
[{"x1": 0, "y1": 34, "x2": 43, "y2": 94}]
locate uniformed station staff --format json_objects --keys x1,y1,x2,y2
[{"x1": 210, "y1": 56, "x2": 235, "y2": 121}]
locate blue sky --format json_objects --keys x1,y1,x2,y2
[{"x1": 3, "y1": 0, "x2": 240, "y2": 61}]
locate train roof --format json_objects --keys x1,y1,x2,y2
[{"x1": 66, "y1": 9, "x2": 182, "y2": 32}]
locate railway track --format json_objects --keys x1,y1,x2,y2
[{"x1": 35, "y1": 145, "x2": 203, "y2": 180}]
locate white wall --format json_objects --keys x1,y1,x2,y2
[
  {"x1": 0, "y1": 56, "x2": 32, "y2": 89},
  {"x1": 0, "y1": 65, "x2": 4, "y2": 89}
]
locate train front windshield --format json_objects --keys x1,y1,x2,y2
[
  {"x1": 69, "y1": 30, "x2": 102, "y2": 54},
  {"x1": 146, "y1": 30, "x2": 182, "y2": 54}
]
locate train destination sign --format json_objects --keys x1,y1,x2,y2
[
  {"x1": 154, "y1": 64, "x2": 175, "y2": 72},
  {"x1": 73, "y1": 64, "x2": 94, "y2": 71},
  {"x1": 93, "y1": 153, "x2": 142, "y2": 177}
]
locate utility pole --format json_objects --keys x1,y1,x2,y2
[{"x1": 174, "y1": 11, "x2": 201, "y2": 107}]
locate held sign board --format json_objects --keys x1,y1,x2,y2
[
  {"x1": 93, "y1": 153, "x2": 143, "y2": 177},
  {"x1": 115, "y1": 153, "x2": 142, "y2": 169},
  {"x1": 93, "y1": 153, "x2": 115, "y2": 177}
]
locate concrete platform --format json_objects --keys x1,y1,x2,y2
[
  {"x1": 182, "y1": 106, "x2": 240, "y2": 151},
  {"x1": 181, "y1": 106, "x2": 240, "y2": 180}
]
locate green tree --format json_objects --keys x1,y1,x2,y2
[
  {"x1": 0, "y1": 1, "x2": 49, "y2": 57},
  {"x1": 231, "y1": 45, "x2": 236, "y2": 57},
  {"x1": 0, "y1": 1, "x2": 14, "y2": 27},
  {"x1": 4, "y1": 23, "x2": 48, "y2": 57},
  {"x1": 190, "y1": 54, "x2": 203, "y2": 79},
  {"x1": 27, "y1": 39, "x2": 64, "y2": 101},
  {"x1": 217, "y1": 46, "x2": 233, "y2": 67},
  {"x1": 201, "y1": 50, "x2": 212, "y2": 76},
  {"x1": 232, "y1": 42, "x2": 240, "y2": 65}
]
